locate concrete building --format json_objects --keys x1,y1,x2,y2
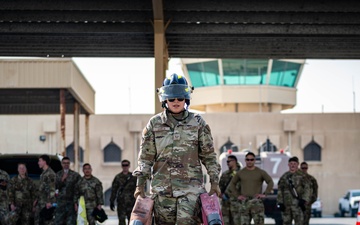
[{"x1": 0, "y1": 59, "x2": 359, "y2": 215}]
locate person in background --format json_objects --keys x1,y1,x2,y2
[
  {"x1": 55, "y1": 157, "x2": 81, "y2": 225},
  {"x1": 300, "y1": 161, "x2": 318, "y2": 225},
  {"x1": 110, "y1": 159, "x2": 137, "y2": 225},
  {"x1": 227, "y1": 152, "x2": 274, "y2": 225},
  {"x1": 219, "y1": 155, "x2": 241, "y2": 225},
  {"x1": 0, "y1": 169, "x2": 10, "y2": 225},
  {"x1": 277, "y1": 156, "x2": 311, "y2": 225},
  {"x1": 74, "y1": 163, "x2": 104, "y2": 225},
  {"x1": 8, "y1": 163, "x2": 36, "y2": 225},
  {"x1": 34, "y1": 154, "x2": 56, "y2": 225},
  {"x1": 133, "y1": 73, "x2": 221, "y2": 225}
]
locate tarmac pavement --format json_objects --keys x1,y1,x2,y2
[{"x1": 103, "y1": 216, "x2": 356, "y2": 225}]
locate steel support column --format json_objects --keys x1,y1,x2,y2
[
  {"x1": 153, "y1": 0, "x2": 167, "y2": 114},
  {"x1": 85, "y1": 114, "x2": 90, "y2": 164},
  {"x1": 73, "y1": 101, "x2": 80, "y2": 172}
]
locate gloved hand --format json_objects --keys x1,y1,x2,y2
[
  {"x1": 298, "y1": 199, "x2": 306, "y2": 211},
  {"x1": 110, "y1": 201, "x2": 115, "y2": 211},
  {"x1": 208, "y1": 183, "x2": 221, "y2": 196},
  {"x1": 134, "y1": 184, "x2": 146, "y2": 199},
  {"x1": 277, "y1": 203, "x2": 285, "y2": 212}
]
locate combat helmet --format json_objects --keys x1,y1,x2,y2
[{"x1": 157, "y1": 73, "x2": 193, "y2": 110}]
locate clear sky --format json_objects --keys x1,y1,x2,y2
[{"x1": 73, "y1": 58, "x2": 360, "y2": 114}]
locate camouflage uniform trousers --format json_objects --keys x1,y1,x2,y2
[
  {"x1": 116, "y1": 197, "x2": 135, "y2": 225},
  {"x1": 0, "y1": 208, "x2": 8, "y2": 225},
  {"x1": 7, "y1": 202, "x2": 33, "y2": 225},
  {"x1": 239, "y1": 198, "x2": 265, "y2": 225},
  {"x1": 221, "y1": 199, "x2": 241, "y2": 225},
  {"x1": 281, "y1": 199, "x2": 304, "y2": 225},
  {"x1": 303, "y1": 204, "x2": 311, "y2": 225},
  {"x1": 55, "y1": 200, "x2": 76, "y2": 225},
  {"x1": 85, "y1": 207, "x2": 97, "y2": 225},
  {"x1": 34, "y1": 203, "x2": 54, "y2": 225},
  {"x1": 84, "y1": 200, "x2": 99, "y2": 225},
  {"x1": 154, "y1": 193, "x2": 200, "y2": 225},
  {"x1": 229, "y1": 199, "x2": 242, "y2": 225}
]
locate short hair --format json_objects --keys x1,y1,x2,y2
[
  {"x1": 62, "y1": 157, "x2": 70, "y2": 161},
  {"x1": 39, "y1": 154, "x2": 51, "y2": 165},
  {"x1": 17, "y1": 163, "x2": 27, "y2": 170},
  {"x1": 289, "y1": 156, "x2": 299, "y2": 163},
  {"x1": 18, "y1": 162, "x2": 27, "y2": 167},
  {"x1": 121, "y1": 159, "x2": 130, "y2": 165},
  {"x1": 227, "y1": 155, "x2": 237, "y2": 162},
  {"x1": 300, "y1": 161, "x2": 308, "y2": 166},
  {"x1": 82, "y1": 163, "x2": 91, "y2": 169},
  {"x1": 245, "y1": 152, "x2": 256, "y2": 158}
]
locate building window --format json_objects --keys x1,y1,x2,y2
[
  {"x1": 219, "y1": 138, "x2": 238, "y2": 154},
  {"x1": 104, "y1": 188, "x2": 112, "y2": 206},
  {"x1": 222, "y1": 59, "x2": 268, "y2": 85},
  {"x1": 269, "y1": 60, "x2": 301, "y2": 87},
  {"x1": 186, "y1": 60, "x2": 220, "y2": 87},
  {"x1": 66, "y1": 142, "x2": 84, "y2": 163},
  {"x1": 304, "y1": 141, "x2": 321, "y2": 161},
  {"x1": 104, "y1": 142, "x2": 121, "y2": 162},
  {"x1": 258, "y1": 139, "x2": 278, "y2": 153}
]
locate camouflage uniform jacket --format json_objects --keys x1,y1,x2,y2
[
  {"x1": 0, "y1": 169, "x2": 10, "y2": 210},
  {"x1": 219, "y1": 164, "x2": 241, "y2": 195},
  {"x1": 277, "y1": 170, "x2": 311, "y2": 206},
  {"x1": 37, "y1": 167, "x2": 56, "y2": 205},
  {"x1": 110, "y1": 172, "x2": 137, "y2": 204},
  {"x1": 56, "y1": 169, "x2": 81, "y2": 201},
  {"x1": 305, "y1": 173, "x2": 318, "y2": 204},
  {"x1": 133, "y1": 111, "x2": 221, "y2": 198},
  {"x1": 74, "y1": 176, "x2": 104, "y2": 207},
  {"x1": 8, "y1": 175, "x2": 36, "y2": 207}
]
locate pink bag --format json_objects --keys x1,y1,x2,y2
[
  {"x1": 200, "y1": 193, "x2": 224, "y2": 225},
  {"x1": 129, "y1": 196, "x2": 154, "y2": 225}
]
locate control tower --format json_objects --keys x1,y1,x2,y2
[{"x1": 181, "y1": 59, "x2": 305, "y2": 113}]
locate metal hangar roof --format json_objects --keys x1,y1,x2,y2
[{"x1": 0, "y1": 0, "x2": 360, "y2": 59}]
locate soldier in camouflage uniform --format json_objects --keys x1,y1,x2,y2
[
  {"x1": 219, "y1": 155, "x2": 241, "y2": 225},
  {"x1": 55, "y1": 156, "x2": 81, "y2": 225},
  {"x1": 300, "y1": 161, "x2": 318, "y2": 225},
  {"x1": 34, "y1": 154, "x2": 56, "y2": 225},
  {"x1": 0, "y1": 169, "x2": 10, "y2": 225},
  {"x1": 74, "y1": 163, "x2": 104, "y2": 225},
  {"x1": 110, "y1": 159, "x2": 137, "y2": 225},
  {"x1": 8, "y1": 163, "x2": 36, "y2": 225},
  {"x1": 277, "y1": 157, "x2": 311, "y2": 225},
  {"x1": 227, "y1": 152, "x2": 274, "y2": 225},
  {"x1": 133, "y1": 73, "x2": 221, "y2": 225}
]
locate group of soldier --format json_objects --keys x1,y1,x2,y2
[
  {"x1": 0, "y1": 151, "x2": 318, "y2": 225},
  {"x1": 0, "y1": 155, "x2": 137, "y2": 225},
  {"x1": 219, "y1": 153, "x2": 318, "y2": 225}
]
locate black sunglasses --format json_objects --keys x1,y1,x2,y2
[
  {"x1": 301, "y1": 167, "x2": 308, "y2": 170},
  {"x1": 168, "y1": 98, "x2": 185, "y2": 102},
  {"x1": 245, "y1": 158, "x2": 255, "y2": 161},
  {"x1": 226, "y1": 160, "x2": 234, "y2": 163},
  {"x1": 122, "y1": 164, "x2": 129, "y2": 167}
]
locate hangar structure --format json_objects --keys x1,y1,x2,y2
[{"x1": 1, "y1": 0, "x2": 360, "y2": 59}]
